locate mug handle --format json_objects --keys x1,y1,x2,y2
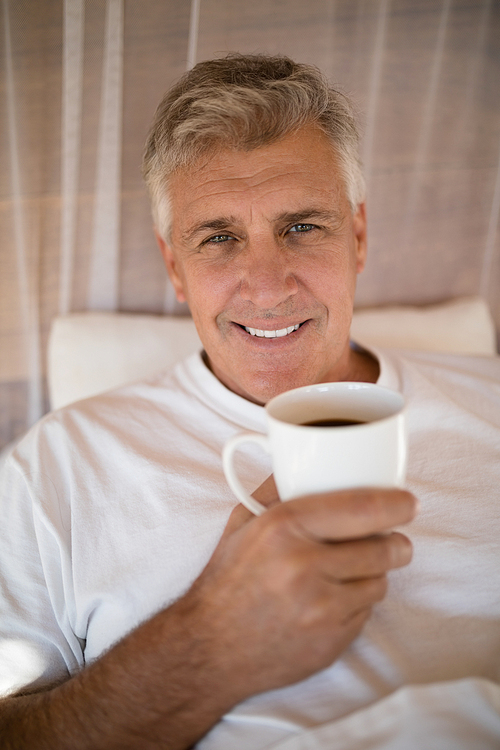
[{"x1": 222, "y1": 432, "x2": 271, "y2": 516}]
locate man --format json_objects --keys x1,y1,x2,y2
[{"x1": 0, "y1": 54, "x2": 499, "y2": 749}]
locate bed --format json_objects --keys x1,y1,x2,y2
[{"x1": 47, "y1": 296, "x2": 497, "y2": 411}]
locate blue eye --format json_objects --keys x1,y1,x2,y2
[
  {"x1": 289, "y1": 223, "x2": 315, "y2": 233},
  {"x1": 207, "y1": 234, "x2": 232, "y2": 243}
]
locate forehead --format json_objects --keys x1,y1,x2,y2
[{"x1": 168, "y1": 126, "x2": 348, "y2": 238}]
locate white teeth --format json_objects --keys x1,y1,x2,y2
[{"x1": 244, "y1": 324, "x2": 300, "y2": 338}]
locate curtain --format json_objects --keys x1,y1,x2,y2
[{"x1": 1, "y1": 0, "x2": 499, "y2": 451}]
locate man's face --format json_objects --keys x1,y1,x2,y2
[{"x1": 157, "y1": 125, "x2": 367, "y2": 404}]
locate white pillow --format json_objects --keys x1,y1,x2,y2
[
  {"x1": 48, "y1": 314, "x2": 202, "y2": 410},
  {"x1": 350, "y1": 296, "x2": 497, "y2": 355},
  {"x1": 47, "y1": 297, "x2": 497, "y2": 410}
]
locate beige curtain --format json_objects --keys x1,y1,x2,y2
[{"x1": 1, "y1": 0, "x2": 499, "y2": 451}]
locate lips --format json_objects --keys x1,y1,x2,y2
[{"x1": 242, "y1": 323, "x2": 301, "y2": 338}]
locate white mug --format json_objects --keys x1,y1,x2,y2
[{"x1": 223, "y1": 381, "x2": 407, "y2": 516}]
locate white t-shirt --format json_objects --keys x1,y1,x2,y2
[{"x1": 1, "y1": 347, "x2": 500, "y2": 748}]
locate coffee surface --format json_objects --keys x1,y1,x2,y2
[{"x1": 301, "y1": 418, "x2": 366, "y2": 427}]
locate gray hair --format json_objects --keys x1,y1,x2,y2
[{"x1": 143, "y1": 53, "x2": 365, "y2": 239}]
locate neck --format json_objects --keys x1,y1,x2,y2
[{"x1": 345, "y1": 344, "x2": 380, "y2": 383}]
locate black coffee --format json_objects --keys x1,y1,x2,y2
[{"x1": 301, "y1": 418, "x2": 366, "y2": 427}]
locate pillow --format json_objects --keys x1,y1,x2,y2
[
  {"x1": 48, "y1": 314, "x2": 202, "y2": 410},
  {"x1": 350, "y1": 296, "x2": 497, "y2": 356},
  {"x1": 47, "y1": 297, "x2": 497, "y2": 410}
]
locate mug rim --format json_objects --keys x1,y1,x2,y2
[{"x1": 266, "y1": 381, "x2": 405, "y2": 427}]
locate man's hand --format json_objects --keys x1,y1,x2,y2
[
  {"x1": 185, "y1": 483, "x2": 417, "y2": 702},
  {"x1": 0, "y1": 485, "x2": 417, "y2": 750}
]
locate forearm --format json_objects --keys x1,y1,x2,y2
[
  {"x1": 0, "y1": 487, "x2": 417, "y2": 749},
  {"x1": 0, "y1": 481, "x2": 278, "y2": 750},
  {"x1": 0, "y1": 593, "x2": 240, "y2": 750}
]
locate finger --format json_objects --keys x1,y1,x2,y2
[
  {"x1": 222, "y1": 475, "x2": 279, "y2": 538},
  {"x1": 222, "y1": 503, "x2": 253, "y2": 539},
  {"x1": 342, "y1": 604, "x2": 372, "y2": 635},
  {"x1": 283, "y1": 487, "x2": 419, "y2": 541},
  {"x1": 340, "y1": 576, "x2": 389, "y2": 621},
  {"x1": 317, "y1": 531, "x2": 413, "y2": 582},
  {"x1": 311, "y1": 575, "x2": 388, "y2": 631},
  {"x1": 252, "y1": 474, "x2": 280, "y2": 509}
]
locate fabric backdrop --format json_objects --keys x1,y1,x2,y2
[{"x1": 1, "y1": 0, "x2": 499, "y2": 450}]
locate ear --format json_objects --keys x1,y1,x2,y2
[
  {"x1": 155, "y1": 229, "x2": 187, "y2": 303},
  {"x1": 353, "y1": 203, "x2": 367, "y2": 274}
]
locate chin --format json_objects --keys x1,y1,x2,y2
[{"x1": 239, "y1": 370, "x2": 319, "y2": 405}]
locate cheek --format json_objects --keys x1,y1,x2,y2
[
  {"x1": 183, "y1": 263, "x2": 238, "y2": 319},
  {"x1": 304, "y1": 250, "x2": 358, "y2": 299}
]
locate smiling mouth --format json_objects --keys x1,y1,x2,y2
[{"x1": 241, "y1": 323, "x2": 302, "y2": 338}]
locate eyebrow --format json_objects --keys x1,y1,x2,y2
[
  {"x1": 275, "y1": 209, "x2": 344, "y2": 226},
  {"x1": 182, "y1": 217, "x2": 238, "y2": 245},
  {"x1": 182, "y1": 208, "x2": 345, "y2": 245}
]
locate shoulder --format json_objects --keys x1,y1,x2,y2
[
  {"x1": 385, "y1": 349, "x2": 500, "y2": 386},
  {"x1": 377, "y1": 348, "x2": 500, "y2": 430}
]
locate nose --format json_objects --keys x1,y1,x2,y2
[{"x1": 238, "y1": 241, "x2": 299, "y2": 309}]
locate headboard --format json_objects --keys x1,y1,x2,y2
[{"x1": 1, "y1": 0, "x2": 499, "y2": 451}]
